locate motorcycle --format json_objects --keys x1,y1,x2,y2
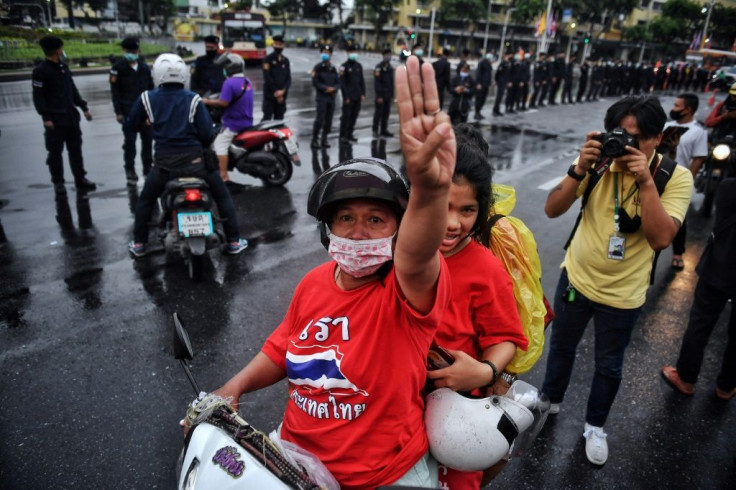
[
  {"x1": 159, "y1": 178, "x2": 224, "y2": 281},
  {"x1": 695, "y1": 134, "x2": 735, "y2": 218},
  {"x1": 172, "y1": 313, "x2": 338, "y2": 490},
  {"x1": 206, "y1": 95, "x2": 300, "y2": 187}
]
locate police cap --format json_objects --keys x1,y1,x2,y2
[
  {"x1": 121, "y1": 37, "x2": 140, "y2": 51},
  {"x1": 321, "y1": 44, "x2": 332, "y2": 53},
  {"x1": 39, "y1": 35, "x2": 63, "y2": 52},
  {"x1": 204, "y1": 35, "x2": 220, "y2": 44},
  {"x1": 272, "y1": 35, "x2": 284, "y2": 43}
]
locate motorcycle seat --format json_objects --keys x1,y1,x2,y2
[
  {"x1": 242, "y1": 120, "x2": 286, "y2": 132},
  {"x1": 164, "y1": 177, "x2": 209, "y2": 193}
]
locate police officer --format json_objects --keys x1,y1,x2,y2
[
  {"x1": 505, "y1": 53, "x2": 521, "y2": 114},
  {"x1": 529, "y1": 52, "x2": 548, "y2": 109},
  {"x1": 518, "y1": 53, "x2": 531, "y2": 111},
  {"x1": 474, "y1": 51, "x2": 493, "y2": 120},
  {"x1": 339, "y1": 45, "x2": 365, "y2": 143},
  {"x1": 492, "y1": 54, "x2": 510, "y2": 117},
  {"x1": 110, "y1": 36, "x2": 153, "y2": 184},
  {"x1": 432, "y1": 47, "x2": 451, "y2": 110},
  {"x1": 311, "y1": 45, "x2": 341, "y2": 149},
  {"x1": 373, "y1": 49, "x2": 394, "y2": 138},
  {"x1": 448, "y1": 62, "x2": 475, "y2": 124},
  {"x1": 548, "y1": 52, "x2": 565, "y2": 105},
  {"x1": 191, "y1": 35, "x2": 225, "y2": 96},
  {"x1": 262, "y1": 35, "x2": 291, "y2": 121},
  {"x1": 32, "y1": 35, "x2": 96, "y2": 194}
]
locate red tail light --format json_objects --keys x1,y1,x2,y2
[{"x1": 184, "y1": 189, "x2": 202, "y2": 202}]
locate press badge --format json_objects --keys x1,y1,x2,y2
[{"x1": 607, "y1": 235, "x2": 625, "y2": 260}]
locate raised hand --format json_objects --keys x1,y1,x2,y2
[{"x1": 395, "y1": 56, "x2": 456, "y2": 193}]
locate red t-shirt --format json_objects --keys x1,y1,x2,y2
[
  {"x1": 262, "y1": 258, "x2": 451, "y2": 489},
  {"x1": 434, "y1": 240, "x2": 527, "y2": 356},
  {"x1": 433, "y1": 240, "x2": 527, "y2": 490}
]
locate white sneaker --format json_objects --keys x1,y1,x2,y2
[
  {"x1": 549, "y1": 403, "x2": 560, "y2": 414},
  {"x1": 583, "y1": 423, "x2": 608, "y2": 465}
]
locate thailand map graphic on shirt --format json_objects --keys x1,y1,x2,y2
[{"x1": 286, "y1": 342, "x2": 369, "y2": 397}]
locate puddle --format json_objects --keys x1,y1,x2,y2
[{"x1": 485, "y1": 125, "x2": 578, "y2": 172}]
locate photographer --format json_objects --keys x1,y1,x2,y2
[{"x1": 541, "y1": 96, "x2": 693, "y2": 466}]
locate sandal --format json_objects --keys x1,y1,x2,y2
[
  {"x1": 661, "y1": 366, "x2": 695, "y2": 395},
  {"x1": 671, "y1": 257, "x2": 685, "y2": 271},
  {"x1": 716, "y1": 386, "x2": 736, "y2": 400}
]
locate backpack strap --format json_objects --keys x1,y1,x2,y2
[
  {"x1": 488, "y1": 213, "x2": 506, "y2": 229},
  {"x1": 563, "y1": 168, "x2": 604, "y2": 250}
]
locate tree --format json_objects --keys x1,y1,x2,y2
[
  {"x1": 564, "y1": 0, "x2": 639, "y2": 39},
  {"x1": 438, "y1": 0, "x2": 485, "y2": 50},
  {"x1": 266, "y1": 0, "x2": 300, "y2": 35},
  {"x1": 709, "y1": 3, "x2": 736, "y2": 49},
  {"x1": 354, "y1": 0, "x2": 400, "y2": 50}
]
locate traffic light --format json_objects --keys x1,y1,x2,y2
[
  {"x1": 584, "y1": 33, "x2": 590, "y2": 44},
  {"x1": 407, "y1": 29, "x2": 415, "y2": 40}
]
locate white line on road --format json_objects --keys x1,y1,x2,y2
[{"x1": 538, "y1": 176, "x2": 563, "y2": 191}]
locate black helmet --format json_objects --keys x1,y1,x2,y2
[{"x1": 307, "y1": 158, "x2": 409, "y2": 248}]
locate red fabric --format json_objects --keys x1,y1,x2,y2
[
  {"x1": 433, "y1": 241, "x2": 526, "y2": 490},
  {"x1": 262, "y1": 258, "x2": 451, "y2": 490},
  {"x1": 434, "y1": 240, "x2": 528, "y2": 357},
  {"x1": 439, "y1": 465, "x2": 483, "y2": 490}
]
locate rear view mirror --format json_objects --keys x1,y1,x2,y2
[{"x1": 173, "y1": 312, "x2": 194, "y2": 361}]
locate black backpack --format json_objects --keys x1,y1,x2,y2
[{"x1": 564, "y1": 154, "x2": 678, "y2": 284}]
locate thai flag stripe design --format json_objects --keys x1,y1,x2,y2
[{"x1": 286, "y1": 346, "x2": 366, "y2": 394}]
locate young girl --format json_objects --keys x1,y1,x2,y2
[{"x1": 427, "y1": 133, "x2": 528, "y2": 490}]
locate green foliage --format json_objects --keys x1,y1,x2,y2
[
  {"x1": 510, "y1": 0, "x2": 556, "y2": 25},
  {"x1": 661, "y1": 0, "x2": 702, "y2": 31},
  {"x1": 649, "y1": 15, "x2": 684, "y2": 44},
  {"x1": 622, "y1": 24, "x2": 651, "y2": 43},
  {"x1": 438, "y1": 0, "x2": 485, "y2": 28},
  {"x1": 0, "y1": 38, "x2": 168, "y2": 62},
  {"x1": 709, "y1": 4, "x2": 736, "y2": 49}
]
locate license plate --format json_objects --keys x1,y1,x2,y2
[
  {"x1": 284, "y1": 138, "x2": 298, "y2": 155},
  {"x1": 177, "y1": 212, "x2": 214, "y2": 237}
]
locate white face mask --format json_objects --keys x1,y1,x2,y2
[{"x1": 328, "y1": 233, "x2": 395, "y2": 278}]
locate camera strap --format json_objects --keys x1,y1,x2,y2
[{"x1": 564, "y1": 154, "x2": 677, "y2": 284}]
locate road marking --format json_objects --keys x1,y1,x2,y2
[{"x1": 538, "y1": 176, "x2": 563, "y2": 191}]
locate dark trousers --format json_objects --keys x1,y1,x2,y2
[
  {"x1": 339, "y1": 99, "x2": 361, "y2": 138},
  {"x1": 672, "y1": 219, "x2": 687, "y2": 255},
  {"x1": 437, "y1": 86, "x2": 448, "y2": 110},
  {"x1": 474, "y1": 87, "x2": 489, "y2": 114},
  {"x1": 519, "y1": 83, "x2": 529, "y2": 109},
  {"x1": 676, "y1": 278, "x2": 736, "y2": 391},
  {"x1": 448, "y1": 96, "x2": 471, "y2": 124},
  {"x1": 493, "y1": 83, "x2": 507, "y2": 113},
  {"x1": 133, "y1": 157, "x2": 240, "y2": 244},
  {"x1": 562, "y1": 80, "x2": 574, "y2": 103},
  {"x1": 505, "y1": 84, "x2": 518, "y2": 111},
  {"x1": 549, "y1": 79, "x2": 562, "y2": 104},
  {"x1": 44, "y1": 123, "x2": 87, "y2": 185},
  {"x1": 262, "y1": 94, "x2": 287, "y2": 120},
  {"x1": 542, "y1": 269, "x2": 641, "y2": 427},
  {"x1": 373, "y1": 97, "x2": 390, "y2": 133},
  {"x1": 312, "y1": 97, "x2": 335, "y2": 141},
  {"x1": 576, "y1": 79, "x2": 588, "y2": 102},
  {"x1": 122, "y1": 121, "x2": 153, "y2": 173}
]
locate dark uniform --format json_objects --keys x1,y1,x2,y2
[
  {"x1": 529, "y1": 57, "x2": 548, "y2": 108},
  {"x1": 548, "y1": 55, "x2": 565, "y2": 105},
  {"x1": 262, "y1": 50, "x2": 291, "y2": 120},
  {"x1": 339, "y1": 56, "x2": 366, "y2": 141},
  {"x1": 32, "y1": 37, "x2": 94, "y2": 192},
  {"x1": 518, "y1": 57, "x2": 531, "y2": 110},
  {"x1": 561, "y1": 60, "x2": 574, "y2": 104},
  {"x1": 110, "y1": 44, "x2": 153, "y2": 179},
  {"x1": 191, "y1": 52, "x2": 225, "y2": 96},
  {"x1": 492, "y1": 57, "x2": 510, "y2": 116},
  {"x1": 474, "y1": 57, "x2": 493, "y2": 119},
  {"x1": 587, "y1": 62, "x2": 603, "y2": 101},
  {"x1": 448, "y1": 72, "x2": 475, "y2": 124},
  {"x1": 576, "y1": 61, "x2": 589, "y2": 102},
  {"x1": 373, "y1": 56, "x2": 394, "y2": 137},
  {"x1": 433, "y1": 55, "x2": 451, "y2": 109},
  {"x1": 505, "y1": 57, "x2": 520, "y2": 113},
  {"x1": 311, "y1": 56, "x2": 341, "y2": 148}
]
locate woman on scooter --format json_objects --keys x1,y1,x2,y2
[{"x1": 214, "y1": 57, "x2": 456, "y2": 489}]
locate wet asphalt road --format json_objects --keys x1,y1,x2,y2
[{"x1": 0, "y1": 48, "x2": 734, "y2": 488}]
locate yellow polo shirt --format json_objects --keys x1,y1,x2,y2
[{"x1": 563, "y1": 154, "x2": 693, "y2": 309}]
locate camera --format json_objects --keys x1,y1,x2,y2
[{"x1": 593, "y1": 128, "x2": 638, "y2": 158}]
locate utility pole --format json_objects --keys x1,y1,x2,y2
[
  {"x1": 701, "y1": 0, "x2": 715, "y2": 50},
  {"x1": 638, "y1": 0, "x2": 654, "y2": 63},
  {"x1": 498, "y1": 7, "x2": 516, "y2": 58},
  {"x1": 482, "y1": 0, "x2": 493, "y2": 54}
]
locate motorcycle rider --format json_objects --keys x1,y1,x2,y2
[
  {"x1": 213, "y1": 57, "x2": 456, "y2": 489},
  {"x1": 202, "y1": 53, "x2": 254, "y2": 183},
  {"x1": 125, "y1": 53, "x2": 248, "y2": 257},
  {"x1": 705, "y1": 82, "x2": 736, "y2": 141}
]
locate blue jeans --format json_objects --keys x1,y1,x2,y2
[
  {"x1": 541, "y1": 269, "x2": 641, "y2": 427},
  {"x1": 133, "y1": 154, "x2": 240, "y2": 244}
]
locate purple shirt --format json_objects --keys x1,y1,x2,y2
[{"x1": 221, "y1": 75, "x2": 254, "y2": 132}]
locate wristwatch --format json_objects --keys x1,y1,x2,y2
[{"x1": 567, "y1": 164, "x2": 585, "y2": 181}]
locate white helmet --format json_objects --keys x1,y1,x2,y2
[
  {"x1": 152, "y1": 53, "x2": 189, "y2": 87},
  {"x1": 425, "y1": 388, "x2": 535, "y2": 471}
]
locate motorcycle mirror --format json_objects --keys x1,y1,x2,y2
[{"x1": 173, "y1": 312, "x2": 194, "y2": 361}]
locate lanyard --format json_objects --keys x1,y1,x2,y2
[{"x1": 613, "y1": 174, "x2": 620, "y2": 234}]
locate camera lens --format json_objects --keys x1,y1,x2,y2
[{"x1": 603, "y1": 139, "x2": 624, "y2": 157}]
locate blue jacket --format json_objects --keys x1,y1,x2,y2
[{"x1": 126, "y1": 85, "x2": 215, "y2": 157}]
